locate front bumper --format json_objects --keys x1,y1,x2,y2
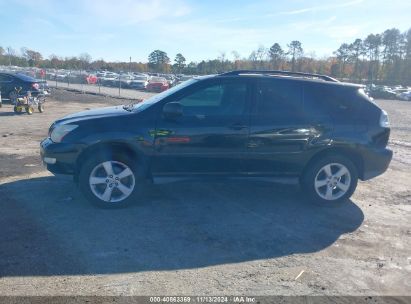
[
  {"x1": 40, "y1": 138, "x2": 83, "y2": 175},
  {"x1": 361, "y1": 147, "x2": 393, "y2": 180}
]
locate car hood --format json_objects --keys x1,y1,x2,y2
[{"x1": 57, "y1": 106, "x2": 131, "y2": 124}]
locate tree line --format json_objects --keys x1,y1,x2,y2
[{"x1": 1, "y1": 27, "x2": 410, "y2": 85}]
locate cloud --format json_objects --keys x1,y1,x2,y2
[
  {"x1": 278, "y1": 0, "x2": 364, "y2": 15},
  {"x1": 82, "y1": 0, "x2": 191, "y2": 25}
]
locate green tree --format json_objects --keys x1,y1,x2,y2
[
  {"x1": 381, "y1": 28, "x2": 402, "y2": 82},
  {"x1": 287, "y1": 40, "x2": 303, "y2": 71},
  {"x1": 269, "y1": 43, "x2": 284, "y2": 69},
  {"x1": 364, "y1": 34, "x2": 382, "y2": 82},
  {"x1": 148, "y1": 50, "x2": 170, "y2": 72},
  {"x1": 348, "y1": 39, "x2": 365, "y2": 80},
  {"x1": 174, "y1": 53, "x2": 186, "y2": 73},
  {"x1": 334, "y1": 43, "x2": 350, "y2": 77}
]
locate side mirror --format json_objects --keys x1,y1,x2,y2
[{"x1": 163, "y1": 102, "x2": 183, "y2": 120}]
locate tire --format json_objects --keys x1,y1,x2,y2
[
  {"x1": 14, "y1": 106, "x2": 23, "y2": 114},
  {"x1": 301, "y1": 155, "x2": 358, "y2": 206},
  {"x1": 78, "y1": 152, "x2": 142, "y2": 208},
  {"x1": 25, "y1": 106, "x2": 34, "y2": 115},
  {"x1": 38, "y1": 104, "x2": 44, "y2": 113}
]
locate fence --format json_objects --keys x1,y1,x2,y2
[{"x1": 0, "y1": 66, "x2": 156, "y2": 100}]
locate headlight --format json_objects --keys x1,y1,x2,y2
[{"x1": 50, "y1": 124, "x2": 78, "y2": 143}]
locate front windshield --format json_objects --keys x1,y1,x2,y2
[{"x1": 132, "y1": 78, "x2": 198, "y2": 111}]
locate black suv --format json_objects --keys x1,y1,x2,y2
[{"x1": 40, "y1": 70, "x2": 392, "y2": 208}]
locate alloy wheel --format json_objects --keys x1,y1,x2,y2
[
  {"x1": 89, "y1": 161, "x2": 135, "y2": 203},
  {"x1": 314, "y1": 163, "x2": 351, "y2": 201}
]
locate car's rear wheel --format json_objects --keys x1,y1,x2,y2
[
  {"x1": 79, "y1": 153, "x2": 141, "y2": 208},
  {"x1": 302, "y1": 155, "x2": 358, "y2": 206}
]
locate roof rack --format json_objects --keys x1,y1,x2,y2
[{"x1": 219, "y1": 70, "x2": 339, "y2": 82}]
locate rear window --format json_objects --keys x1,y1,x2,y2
[
  {"x1": 304, "y1": 84, "x2": 362, "y2": 119},
  {"x1": 15, "y1": 73, "x2": 36, "y2": 82}
]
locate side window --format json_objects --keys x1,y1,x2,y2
[
  {"x1": 255, "y1": 80, "x2": 302, "y2": 116},
  {"x1": 178, "y1": 82, "x2": 247, "y2": 116},
  {"x1": 303, "y1": 84, "x2": 330, "y2": 116},
  {"x1": 304, "y1": 84, "x2": 359, "y2": 118},
  {"x1": 0, "y1": 75, "x2": 13, "y2": 82}
]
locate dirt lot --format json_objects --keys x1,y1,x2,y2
[{"x1": 0, "y1": 89, "x2": 410, "y2": 296}]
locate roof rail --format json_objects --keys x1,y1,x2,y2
[{"x1": 219, "y1": 70, "x2": 339, "y2": 82}]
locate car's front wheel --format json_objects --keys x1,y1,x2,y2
[
  {"x1": 302, "y1": 155, "x2": 358, "y2": 206},
  {"x1": 79, "y1": 153, "x2": 141, "y2": 208}
]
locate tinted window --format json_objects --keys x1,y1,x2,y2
[
  {"x1": 0, "y1": 74, "x2": 13, "y2": 82},
  {"x1": 304, "y1": 84, "x2": 361, "y2": 117},
  {"x1": 255, "y1": 79, "x2": 302, "y2": 115},
  {"x1": 178, "y1": 82, "x2": 247, "y2": 116},
  {"x1": 15, "y1": 73, "x2": 36, "y2": 82}
]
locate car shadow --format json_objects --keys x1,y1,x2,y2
[
  {"x1": 0, "y1": 176, "x2": 364, "y2": 277},
  {"x1": 0, "y1": 111, "x2": 20, "y2": 117}
]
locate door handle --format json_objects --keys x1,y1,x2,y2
[{"x1": 229, "y1": 123, "x2": 247, "y2": 130}]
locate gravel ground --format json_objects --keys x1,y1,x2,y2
[{"x1": 0, "y1": 91, "x2": 410, "y2": 296}]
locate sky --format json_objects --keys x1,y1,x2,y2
[{"x1": 0, "y1": 0, "x2": 410, "y2": 63}]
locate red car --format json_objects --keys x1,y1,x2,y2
[
  {"x1": 85, "y1": 74, "x2": 98, "y2": 84},
  {"x1": 146, "y1": 77, "x2": 169, "y2": 92}
]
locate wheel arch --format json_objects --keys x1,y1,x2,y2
[
  {"x1": 301, "y1": 146, "x2": 364, "y2": 181},
  {"x1": 74, "y1": 142, "x2": 150, "y2": 182}
]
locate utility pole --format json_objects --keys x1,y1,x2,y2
[
  {"x1": 129, "y1": 56, "x2": 131, "y2": 74},
  {"x1": 7, "y1": 47, "x2": 11, "y2": 66}
]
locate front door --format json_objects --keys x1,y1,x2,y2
[{"x1": 151, "y1": 79, "x2": 251, "y2": 176}]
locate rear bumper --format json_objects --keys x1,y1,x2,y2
[
  {"x1": 40, "y1": 138, "x2": 83, "y2": 175},
  {"x1": 360, "y1": 147, "x2": 392, "y2": 180}
]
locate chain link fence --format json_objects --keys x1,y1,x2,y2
[{"x1": 0, "y1": 66, "x2": 158, "y2": 100}]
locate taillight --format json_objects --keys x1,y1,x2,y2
[
  {"x1": 379, "y1": 110, "x2": 390, "y2": 128},
  {"x1": 32, "y1": 83, "x2": 40, "y2": 90}
]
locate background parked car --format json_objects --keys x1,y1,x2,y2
[
  {"x1": 369, "y1": 86, "x2": 397, "y2": 99},
  {"x1": 398, "y1": 91, "x2": 411, "y2": 101},
  {"x1": 129, "y1": 75, "x2": 149, "y2": 90},
  {"x1": 85, "y1": 74, "x2": 98, "y2": 85},
  {"x1": 100, "y1": 74, "x2": 118, "y2": 87},
  {"x1": 146, "y1": 76, "x2": 169, "y2": 92}
]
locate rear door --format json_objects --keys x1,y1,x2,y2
[{"x1": 246, "y1": 78, "x2": 332, "y2": 175}]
